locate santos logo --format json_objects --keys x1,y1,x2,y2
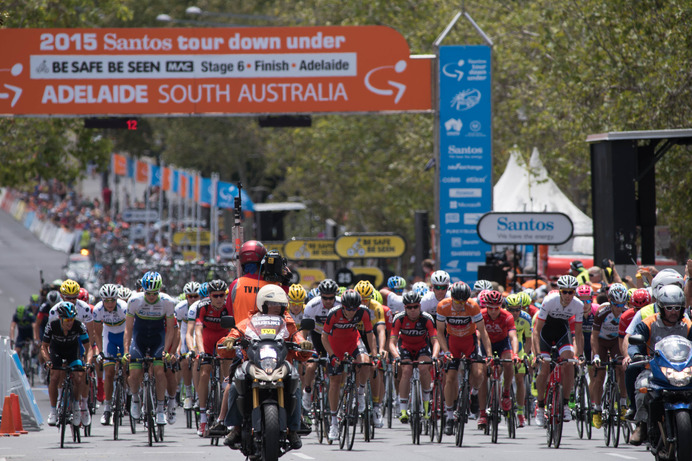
[
  {"x1": 448, "y1": 145, "x2": 483, "y2": 155},
  {"x1": 497, "y1": 217, "x2": 554, "y2": 231}
]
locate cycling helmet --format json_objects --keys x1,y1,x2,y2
[
  {"x1": 518, "y1": 291, "x2": 533, "y2": 307},
  {"x1": 46, "y1": 290, "x2": 62, "y2": 306},
  {"x1": 78, "y1": 288, "x2": 89, "y2": 302},
  {"x1": 16, "y1": 305, "x2": 26, "y2": 317},
  {"x1": 430, "y1": 270, "x2": 451, "y2": 286},
  {"x1": 556, "y1": 275, "x2": 579, "y2": 290},
  {"x1": 318, "y1": 279, "x2": 339, "y2": 296},
  {"x1": 57, "y1": 301, "x2": 77, "y2": 319},
  {"x1": 306, "y1": 287, "x2": 320, "y2": 302},
  {"x1": 387, "y1": 276, "x2": 406, "y2": 292},
  {"x1": 255, "y1": 284, "x2": 288, "y2": 315},
  {"x1": 30, "y1": 294, "x2": 40, "y2": 304},
  {"x1": 523, "y1": 288, "x2": 536, "y2": 301},
  {"x1": 354, "y1": 280, "x2": 375, "y2": 300},
  {"x1": 607, "y1": 283, "x2": 629, "y2": 305},
  {"x1": 99, "y1": 284, "x2": 119, "y2": 300},
  {"x1": 288, "y1": 284, "x2": 307, "y2": 303},
  {"x1": 183, "y1": 281, "x2": 201, "y2": 295},
  {"x1": 450, "y1": 281, "x2": 471, "y2": 302},
  {"x1": 651, "y1": 269, "x2": 684, "y2": 298},
  {"x1": 576, "y1": 284, "x2": 593, "y2": 298},
  {"x1": 482, "y1": 290, "x2": 503, "y2": 307},
  {"x1": 141, "y1": 271, "x2": 163, "y2": 292},
  {"x1": 135, "y1": 278, "x2": 142, "y2": 291},
  {"x1": 198, "y1": 282, "x2": 209, "y2": 298},
  {"x1": 402, "y1": 291, "x2": 421, "y2": 305},
  {"x1": 339, "y1": 286, "x2": 347, "y2": 295},
  {"x1": 372, "y1": 290, "x2": 383, "y2": 304},
  {"x1": 473, "y1": 280, "x2": 493, "y2": 292},
  {"x1": 208, "y1": 279, "x2": 228, "y2": 293},
  {"x1": 239, "y1": 240, "x2": 267, "y2": 265},
  {"x1": 341, "y1": 289, "x2": 362, "y2": 310},
  {"x1": 118, "y1": 286, "x2": 132, "y2": 301},
  {"x1": 630, "y1": 288, "x2": 652, "y2": 308},
  {"x1": 412, "y1": 281, "x2": 429, "y2": 297},
  {"x1": 60, "y1": 279, "x2": 81, "y2": 296},
  {"x1": 505, "y1": 293, "x2": 522, "y2": 308}
]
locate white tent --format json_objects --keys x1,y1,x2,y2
[{"x1": 493, "y1": 148, "x2": 593, "y2": 254}]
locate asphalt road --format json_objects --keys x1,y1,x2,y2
[{"x1": 0, "y1": 208, "x2": 68, "y2": 338}]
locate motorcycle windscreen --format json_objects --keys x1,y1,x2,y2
[
  {"x1": 655, "y1": 336, "x2": 692, "y2": 364},
  {"x1": 246, "y1": 314, "x2": 290, "y2": 341}
]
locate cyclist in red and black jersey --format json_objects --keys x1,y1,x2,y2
[
  {"x1": 389, "y1": 291, "x2": 439, "y2": 423},
  {"x1": 322, "y1": 289, "x2": 377, "y2": 442}
]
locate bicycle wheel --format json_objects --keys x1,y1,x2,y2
[
  {"x1": 583, "y1": 379, "x2": 592, "y2": 440},
  {"x1": 347, "y1": 387, "x2": 358, "y2": 450},
  {"x1": 386, "y1": 369, "x2": 394, "y2": 429},
  {"x1": 437, "y1": 373, "x2": 446, "y2": 443},
  {"x1": 546, "y1": 388, "x2": 554, "y2": 447},
  {"x1": 490, "y1": 381, "x2": 499, "y2": 444},
  {"x1": 145, "y1": 385, "x2": 156, "y2": 446},
  {"x1": 314, "y1": 382, "x2": 325, "y2": 444},
  {"x1": 322, "y1": 383, "x2": 331, "y2": 445},
  {"x1": 59, "y1": 385, "x2": 70, "y2": 448},
  {"x1": 339, "y1": 386, "x2": 353, "y2": 449},
  {"x1": 430, "y1": 377, "x2": 441, "y2": 443},
  {"x1": 603, "y1": 391, "x2": 612, "y2": 446},
  {"x1": 553, "y1": 383, "x2": 563, "y2": 449},
  {"x1": 113, "y1": 380, "x2": 122, "y2": 440},
  {"x1": 507, "y1": 385, "x2": 517, "y2": 439},
  {"x1": 455, "y1": 380, "x2": 469, "y2": 447},
  {"x1": 524, "y1": 373, "x2": 533, "y2": 426},
  {"x1": 611, "y1": 388, "x2": 621, "y2": 448},
  {"x1": 129, "y1": 394, "x2": 137, "y2": 434},
  {"x1": 411, "y1": 381, "x2": 420, "y2": 445}
]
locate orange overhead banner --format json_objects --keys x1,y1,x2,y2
[
  {"x1": 135, "y1": 160, "x2": 149, "y2": 183},
  {"x1": 0, "y1": 27, "x2": 432, "y2": 116},
  {"x1": 112, "y1": 153, "x2": 127, "y2": 176}
]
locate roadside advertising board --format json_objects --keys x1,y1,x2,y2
[{"x1": 477, "y1": 212, "x2": 574, "y2": 245}]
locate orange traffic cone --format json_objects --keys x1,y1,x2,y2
[
  {"x1": 10, "y1": 394, "x2": 27, "y2": 434},
  {"x1": 0, "y1": 396, "x2": 19, "y2": 436}
]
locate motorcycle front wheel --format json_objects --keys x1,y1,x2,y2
[
  {"x1": 262, "y1": 404, "x2": 281, "y2": 461},
  {"x1": 675, "y1": 410, "x2": 692, "y2": 461}
]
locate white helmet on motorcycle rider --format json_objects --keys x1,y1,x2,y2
[
  {"x1": 256, "y1": 284, "x2": 289, "y2": 316},
  {"x1": 651, "y1": 269, "x2": 684, "y2": 299},
  {"x1": 656, "y1": 285, "x2": 686, "y2": 322}
]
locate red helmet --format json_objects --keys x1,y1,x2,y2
[
  {"x1": 630, "y1": 289, "x2": 652, "y2": 308},
  {"x1": 481, "y1": 290, "x2": 503, "y2": 307},
  {"x1": 239, "y1": 240, "x2": 267, "y2": 265},
  {"x1": 77, "y1": 287, "x2": 89, "y2": 302}
]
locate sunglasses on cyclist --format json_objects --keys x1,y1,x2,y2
[
  {"x1": 321, "y1": 296, "x2": 335, "y2": 301},
  {"x1": 64, "y1": 296, "x2": 78, "y2": 301},
  {"x1": 612, "y1": 303, "x2": 626, "y2": 308},
  {"x1": 103, "y1": 298, "x2": 117, "y2": 303},
  {"x1": 507, "y1": 308, "x2": 521, "y2": 312},
  {"x1": 145, "y1": 291, "x2": 159, "y2": 296},
  {"x1": 663, "y1": 305, "x2": 683, "y2": 311},
  {"x1": 210, "y1": 293, "x2": 225, "y2": 299},
  {"x1": 405, "y1": 304, "x2": 420, "y2": 310},
  {"x1": 560, "y1": 290, "x2": 575, "y2": 295},
  {"x1": 581, "y1": 299, "x2": 592, "y2": 303},
  {"x1": 433, "y1": 285, "x2": 448, "y2": 290},
  {"x1": 343, "y1": 305, "x2": 359, "y2": 311},
  {"x1": 187, "y1": 294, "x2": 200, "y2": 299}
]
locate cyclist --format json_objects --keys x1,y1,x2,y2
[
  {"x1": 505, "y1": 293, "x2": 533, "y2": 427},
  {"x1": 532, "y1": 274, "x2": 583, "y2": 426},
  {"x1": 123, "y1": 271, "x2": 177, "y2": 427},
  {"x1": 118, "y1": 286, "x2": 133, "y2": 302},
  {"x1": 194, "y1": 279, "x2": 232, "y2": 436},
  {"x1": 288, "y1": 283, "x2": 307, "y2": 325},
  {"x1": 10, "y1": 304, "x2": 36, "y2": 356},
  {"x1": 354, "y1": 280, "x2": 388, "y2": 428},
  {"x1": 93, "y1": 283, "x2": 128, "y2": 425},
  {"x1": 411, "y1": 282, "x2": 429, "y2": 298},
  {"x1": 389, "y1": 291, "x2": 439, "y2": 422},
  {"x1": 627, "y1": 285, "x2": 692, "y2": 445},
  {"x1": 380, "y1": 276, "x2": 407, "y2": 313},
  {"x1": 42, "y1": 302, "x2": 93, "y2": 427},
  {"x1": 472, "y1": 279, "x2": 494, "y2": 300},
  {"x1": 323, "y1": 289, "x2": 377, "y2": 442},
  {"x1": 618, "y1": 288, "x2": 651, "y2": 420},
  {"x1": 29, "y1": 294, "x2": 41, "y2": 316},
  {"x1": 301, "y1": 279, "x2": 341, "y2": 415},
  {"x1": 478, "y1": 290, "x2": 519, "y2": 429},
  {"x1": 421, "y1": 270, "x2": 451, "y2": 318},
  {"x1": 590, "y1": 283, "x2": 628, "y2": 429},
  {"x1": 35, "y1": 290, "x2": 62, "y2": 380},
  {"x1": 175, "y1": 281, "x2": 200, "y2": 412},
  {"x1": 219, "y1": 284, "x2": 312, "y2": 450},
  {"x1": 437, "y1": 281, "x2": 492, "y2": 435}
]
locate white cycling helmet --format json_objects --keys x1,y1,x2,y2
[
  {"x1": 651, "y1": 269, "x2": 683, "y2": 299},
  {"x1": 473, "y1": 279, "x2": 493, "y2": 292},
  {"x1": 430, "y1": 270, "x2": 451, "y2": 286},
  {"x1": 99, "y1": 284, "x2": 119, "y2": 300},
  {"x1": 556, "y1": 275, "x2": 579, "y2": 290},
  {"x1": 183, "y1": 281, "x2": 201, "y2": 295}
]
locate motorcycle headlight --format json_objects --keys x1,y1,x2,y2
[
  {"x1": 260, "y1": 357, "x2": 278, "y2": 374},
  {"x1": 662, "y1": 366, "x2": 692, "y2": 387}
]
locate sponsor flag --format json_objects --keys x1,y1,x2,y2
[
  {"x1": 217, "y1": 180, "x2": 255, "y2": 212},
  {"x1": 162, "y1": 167, "x2": 171, "y2": 191},
  {"x1": 171, "y1": 169, "x2": 179, "y2": 194},
  {"x1": 200, "y1": 177, "x2": 212, "y2": 205},
  {"x1": 112, "y1": 153, "x2": 127, "y2": 176},
  {"x1": 149, "y1": 164, "x2": 161, "y2": 187},
  {"x1": 193, "y1": 173, "x2": 200, "y2": 203},
  {"x1": 135, "y1": 160, "x2": 149, "y2": 183},
  {"x1": 127, "y1": 156, "x2": 135, "y2": 178}
]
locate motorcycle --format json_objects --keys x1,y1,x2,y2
[
  {"x1": 221, "y1": 314, "x2": 309, "y2": 461},
  {"x1": 629, "y1": 334, "x2": 692, "y2": 461}
]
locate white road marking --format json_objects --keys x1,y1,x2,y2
[
  {"x1": 292, "y1": 453, "x2": 315, "y2": 460},
  {"x1": 603, "y1": 454, "x2": 637, "y2": 460}
]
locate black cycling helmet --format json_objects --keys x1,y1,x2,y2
[
  {"x1": 318, "y1": 279, "x2": 339, "y2": 296},
  {"x1": 341, "y1": 289, "x2": 361, "y2": 310},
  {"x1": 402, "y1": 291, "x2": 421, "y2": 305},
  {"x1": 208, "y1": 279, "x2": 228, "y2": 293},
  {"x1": 57, "y1": 301, "x2": 77, "y2": 319},
  {"x1": 450, "y1": 281, "x2": 471, "y2": 302}
]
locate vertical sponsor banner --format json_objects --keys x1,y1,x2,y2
[{"x1": 438, "y1": 46, "x2": 492, "y2": 283}]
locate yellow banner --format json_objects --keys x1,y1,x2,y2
[
  {"x1": 296, "y1": 268, "x2": 327, "y2": 289},
  {"x1": 334, "y1": 234, "x2": 406, "y2": 258},
  {"x1": 285, "y1": 239, "x2": 339, "y2": 261},
  {"x1": 173, "y1": 231, "x2": 211, "y2": 246}
]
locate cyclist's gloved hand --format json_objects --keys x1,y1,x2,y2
[
  {"x1": 44, "y1": 361, "x2": 52, "y2": 370},
  {"x1": 511, "y1": 352, "x2": 519, "y2": 363},
  {"x1": 188, "y1": 350, "x2": 197, "y2": 359},
  {"x1": 121, "y1": 353, "x2": 130, "y2": 365},
  {"x1": 223, "y1": 337, "x2": 236, "y2": 350},
  {"x1": 593, "y1": 354, "x2": 601, "y2": 368},
  {"x1": 299, "y1": 340, "x2": 313, "y2": 350},
  {"x1": 330, "y1": 355, "x2": 340, "y2": 368},
  {"x1": 96, "y1": 352, "x2": 105, "y2": 363}
]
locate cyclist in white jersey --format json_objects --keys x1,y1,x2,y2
[
  {"x1": 301, "y1": 279, "x2": 342, "y2": 411},
  {"x1": 532, "y1": 275, "x2": 584, "y2": 426},
  {"x1": 185, "y1": 282, "x2": 208, "y2": 408},
  {"x1": 420, "y1": 270, "x2": 451, "y2": 317},
  {"x1": 175, "y1": 281, "x2": 200, "y2": 411},
  {"x1": 93, "y1": 284, "x2": 128, "y2": 425},
  {"x1": 124, "y1": 271, "x2": 177, "y2": 426}
]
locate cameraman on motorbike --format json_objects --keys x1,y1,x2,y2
[
  {"x1": 626, "y1": 285, "x2": 692, "y2": 445},
  {"x1": 217, "y1": 284, "x2": 312, "y2": 451}
]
